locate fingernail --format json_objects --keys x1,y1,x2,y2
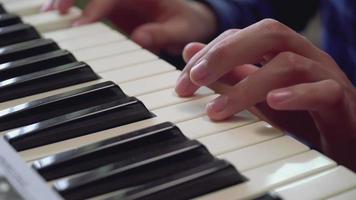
[
  {"x1": 269, "y1": 90, "x2": 292, "y2": 103},
  {"x1": 207, "y1": 96, "x2": 228, "y2": 113},
  {"x1": 191, "y1": 60, "x2": 211, "y2": 85}
]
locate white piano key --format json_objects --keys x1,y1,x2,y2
[
  {"x1": 0, "y1": 70, "x2": 178, "y2": 112},
  {"x1": 0, "y1": 51, "x2": 163, "y2": 110},
  {"x1": 198, "y1": 121, "x2": 283, "y2": 155},
  {"x1": 23, "y1": 7, "x2": 81, "y2": 32},
  {"x1": 74, "y1": 40, "x2": 141, "y2": 61},
  {"x1": 153, "y1": 95, "x2": 217, "y2": 123},
  {"x1": 119, "y1": 71, "x2": 181, "y2": 96},
  {"x1": 4, "y1": 0, "x2": 45, "y2": 16},
  {"x1": 43, "y1": 22, "x2": 116, "y2": 42},
  {"x1": 100, "y1": 59, "x2": 175, "y2": 85},
  {"x1": 198, "y1": 150, "x2": 336, "y2": 200},
  {"x1": 177, "y1": 111, "x2": 258, "y2": 139},
  {"x1": 327, "y1": 188, "x2": 356, "y2": 200},
  {"x1": 57, "y1": 31, "x2": 125, "y2": 51},
  {"x1": 273, "y1": 166, "x2": 356, "y2": 200},
  {"x1": 86, "y1": 49, "x2": 158, "y2": 73},
  {"x1": 139, "y1": 87, "x2": 213, "y2": 110},
  {"x1": 218, "y1": 136, "x2": 309, "y2": 171}
]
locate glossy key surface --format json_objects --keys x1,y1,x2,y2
[
  {"x1": 0, "y1": 62, "x2": 99, "y2": 103},
  {"x1": 0, "y1": 13, "x2": 21, "y2": 27},
  {"x1": 101, "y1": 160, "x2": 245, "y2": 200},
  {"x1": 0, "y1": 81, "x2": 125, "y2": 131},
  {"x1": 0, "y1": 39, "x2": 60, "y2": 64},
  {"x1": 0, "y1": 49, "x2": 76, "y2": 79},
  {"x1": 5, "y1": 97, "x2": 153, "y2": 151},
  {"x1": 33, "y1": 122, "x2": 188, "y2": 180},
  {"x1": 0, "y1": 23, "x2": 40, "y2": 47},
  {"x1": 54, "y1": 140, "x2": 217, "y2": 200},
  {"x1": 0, "y1": 4, "x2": 6, "y2": 14}
]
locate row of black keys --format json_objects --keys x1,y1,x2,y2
[
  {"x1": 30, "y1": 121, "x2": 280, "y2": 200},
  {"x1": 1, "y1": 79, "x2": 279, "y2": 200},
  {"x1": 0, "y1": 10, "x2": 281, "y2": 200},
  {"x1": 0, "y1": 10, "x2": 100, "y2": 102}
]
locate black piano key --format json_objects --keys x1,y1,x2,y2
[
  {"x1": 33, "y1": 122, "x2": 188, "y2": 180},
  {"x1": 105, "y1": 160, "x2": 245, "y2": 200},
  {"x1": 54, "y1": 140, "x2": 216, "y2": 200},
  {"x1": 0, "y1": 39, "x2": 60, "y2": 64},
  {"x1": 0, "y1": 50, "x2": 77, "y2": 81},
  {"x1": 0, "y1": 61, "x2": 99, "y2": 103},
  {"x1": 0, "y1": 24, "x2": 40, "y2": 47},
  {"x1": 254, "y1": 194, "x2": 283, "y2": 200},
  {"x1": 0, "y1": 81, "x2": 126, "y2": 131},
  {"x1": 0, "y1": 13, "x2": 21, "y2": 27},
  {"x1": 0, "y1": 4, "x2": 7, "y2": 14},
  {"x1": 5, "y1": 97, "x2": 154, "y2": 151}
]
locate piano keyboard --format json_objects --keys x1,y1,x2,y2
[{"x1": 0, "y1": 1, "x2": 355, "y2": 200}]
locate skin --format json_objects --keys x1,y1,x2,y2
[
  {"x1": 42, "y1": 0, "x2": 218, "y2": 54},
  {"x1": 176, "y1": 19, "x2": 356, "y2": 171}
]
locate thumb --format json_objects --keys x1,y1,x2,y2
[
  {"x1": 73, "y1": 0, "x2": 117, "y2": 26},
  {"x1": 131, "y1": 20, "x2": 190, "y2": 53}
]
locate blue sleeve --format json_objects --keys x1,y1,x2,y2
[{"x1": 197, "y1": 0, "x2": 319, "y2": 34}]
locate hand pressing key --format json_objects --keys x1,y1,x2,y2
[{"x1": 175, "y1": 19, "x2": 356, "y2": 171}]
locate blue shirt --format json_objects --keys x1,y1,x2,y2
[{"x1": 200, "y1": 0, "x2": 356, "y2": 85}]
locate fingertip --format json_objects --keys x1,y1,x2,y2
[
  {"x1": 206, "y1": 95, "x2": 242, "y2": 121},
  {"x1": 175, "y1": 73, "x2": 199, "y2": 97},
  {"x1": 72, "y1": 17, "x2": 91, "y2": 27},
  {"x1": 131, "y1": 31, "x2": 153, "y2": 49}
]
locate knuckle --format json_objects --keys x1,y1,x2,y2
[
  {"x1": 257, "y1": 19, "x2": 292, "y2": 44},
  {"x1": 327, "y1": 80, "x2": 344, "y2": 99},
  {"x1": 221, "y1": 29, "x2": 239, "y2": 37},
  {"x1": 258, "y1": 19, "x2": 289, "y2": 34},
  {"x1": 322, "y1": 79, "x2": 346, "y2": 107},
  {"x1": 277, "y1": 52, "x2": 314, "y2": 77}
]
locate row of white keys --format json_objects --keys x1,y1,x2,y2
[
  {"x1": 56, "y1": 31, "x2": 126, "y2": 51},
  {"x1": 43, "y1": 22, "x2": 119, "y2": 42},
  {"x1": 21, "y1": 7, "x2": 81, "y2": 32},
  {"x1": 2, "y1": 0, "x2": 45, "y2": 16},
  {"x1": 272, "y1": 166, "x2": 356, "y2": 200}
]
